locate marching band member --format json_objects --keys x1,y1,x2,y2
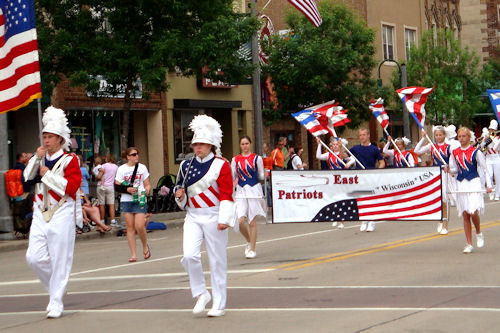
[
  {"x1": 231, "y1": 136, "x2": 266, "y2": 259},
  {"x1": 174, "y1": 115, "x2": 234, "y2": 317},
  {"x1": 315, "y1": 137, "x2": 355, "y2": 229},
  {"x1": 414, "y1": 126, "x2": 451, "y2": 235},
  {"x1": 447, "y1": 127, "x2": 493, "y2": 254},
  {"x1": 383, "y1": 136, "x2": 415, "y2": 167},
  {"x1": 484, "y1": 120, "x2": 500, "y2": 200},
  {"x1": 445, "y1": 125, "x2": 460, "y2": 206},
  {"x1": 24, "y1": 107, "x2": 82, "y2": 319}
]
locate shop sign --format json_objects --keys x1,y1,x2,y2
[
  {"x1": 87, "y1": 75, "x2": 142, "y2": 99},
  {"x1": 199, "y1": 67, "x2": 237, "y2": 89}
]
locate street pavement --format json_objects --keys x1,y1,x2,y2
[{"x1": 1, "y1": 199, "x2": 500, "y2": 332}]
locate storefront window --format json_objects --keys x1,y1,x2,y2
[{"x1": 173, "y1": 109, "x2": 209, "y2": 163}]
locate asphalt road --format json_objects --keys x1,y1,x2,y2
[{"x1": 1, "y1": 199, "x2": 500, "y2": 332}]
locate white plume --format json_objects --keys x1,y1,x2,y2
[
  {"x1": 42, "y1": 106, "x2": 71, "y2": 151},
  {"x1": 189, "y1": 114, "x2": 223, "y2": 156}
]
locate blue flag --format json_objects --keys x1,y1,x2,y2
[{"x1": 486, "y1": 89, "x2": 500, "y2": 123}]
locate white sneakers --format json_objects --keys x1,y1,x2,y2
[
  {"x1": 244, "y1": 243, "x2": 251, "y2": 257},
  {"x1": 331, "y1": 221, "x2": 338, "y2": 227},
  {"x1": 207, "y1": 309, "x2": 226, "y2": 317},
  {"x1": 246, "y1": 250, "x2": 256, "y2": 259},
  {"x1": 437, "y1": 222, "x2": 443, "y2": 233},
  {"x1": 192, "y1": 291, "x2": 211, "y2": 314},
  {"x1": 359, "y1": 222, "x2": 368, "y2": 231},
  {"x1": 46, "y1": 310, "x2": 62, "y2": 319},
  {"x1": 366, "y1": 222, "x2": 376, "y2": 232},
  {"x1": 332, "y1": 222, "x2": 344, "y2": 229},
  {"x1": 476, "y1": 233, "x2": 484, "y2": 248},
  {"x1": 463, "y1": 244, "x2": 473, "y2": 254},
  {"x1": 439, "y1": 228, "x2": 448, "y2": 235}
]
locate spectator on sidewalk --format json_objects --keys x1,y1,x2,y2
[{"x1": 97, "y1": 154, "x2": 119, "y2": 227}]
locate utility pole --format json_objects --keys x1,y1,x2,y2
[
  {"x1": 0, "y1": 113, "x2": 14, "y2": 240},
  {"x1": 251, "y1": 0, "x2": 263, "y2": 155}
]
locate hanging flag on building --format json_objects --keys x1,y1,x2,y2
[
  {"x1": 396, "y1": 86, "x2": 434, "y2": 129},
  {"x1": 369, "y1": 98, "x2": 389, "y2": 130},
  {"x1": 287, "y1": 0, "x2": 322, "y2": 28},
  {"x1": 486, "y1": 89, "x2": 500, "y2": 123},
  {"x1": 0, "y1": 0, "x2": 41, "y2": 114}
]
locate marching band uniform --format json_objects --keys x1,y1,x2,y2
[
  {"x1": 315, "y1": 144, "x2": 355, "y2": 170},
  {"x1": 24, "y1": 107, "x2": 82, "y2": 318},
  {"x1": 484, "y1": 120, "x2": 500, "y2": 200},
  {"x1": 175, "y1": 115, "x2": 234, "y2": 317},
  {"x1": 382, "y1": 139, "x2": 415, "y2": 167},
  {"x1": 444, "y1": 125, "x2": 460, "y2": 205},
  {"x1": 231, "y1": 153, "x2": 266, "y2": 226}
]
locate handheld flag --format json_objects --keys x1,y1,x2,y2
[
  {"x1": 0, "y1": 0, "x2": 42, "y2": 114},
  {"x1": 292, "y1": 109, "x2": 329, "y2": 137},
  {"x1": 369, "y1": 98, "x2": 389, "y2": 130},
  {"x1": 486, "y1": 89, "x2": 500, "y2": 124},
  {"x1": 287, "y1": 0, "x2": 322, "y2": 28},
  {"x1": 396, "y1": 86, "x2": 434, "y2": 129},
  {"x1": 292, "y1": 100, "x2": 350, "y2": 137}
]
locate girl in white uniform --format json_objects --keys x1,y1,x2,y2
[
  {"x1": 383, "y1": 136, "x2": 415, "y2": 167},
  {"x1": 231, "y1": 136, "x2": 266, "y2": 259},
  {"x1": 484, "y1": 120, "x2": 500, "y2": 200},
  {"x1": 448, "y1": 127, "x2": 493, "y2": 253},
  {"x1": 175, "y1": 115, "x2": 234, "y2": 317}
]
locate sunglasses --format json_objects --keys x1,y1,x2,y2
[{"x1": 128, "y1": 153, "x2": 138, "y2": 157}]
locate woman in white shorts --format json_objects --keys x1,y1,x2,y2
[{"x1": 231, "y1": 136, "x2": 266, "y2": 259}]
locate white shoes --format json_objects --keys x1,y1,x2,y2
[
  {"x1": 337, "y1": 222, "x2": 344, "y2": 229},
  {"x1": 331, "y1": 222, "x2": 338, "y2": 227},
  {"x1": 437, "y1": 223, "x2": 443, "y2": 233},
  {"x1": 244, "y1": 243, "x2": 251, "y2": 257},
  {"x1": 207, "y1": 309, "x2": 226, "y2": 317},
  {"x1": 360, "y1": 222, "x2": 368, "y2": 231},
  {"x1": 46, "y1": 310, "x2": 62, "y2": 319},
  {"x1": 476, "y1": 233, "x2": 484, "y2": 248},
  {"x1": 463, "y1": 244, "x2": 473, "y2": 254},
  {"x1": 440, "y1": 228, "x2": 448, "y2": 235},
  {"x1": 192, "y1": 291, "x2": 211, "y2": 314},
  {"x1": 246, "y1": 250, "x2": 256, "y2": 259},
  {"x1": 366, "y1": 222, "x2": 375, "y2": 232}
]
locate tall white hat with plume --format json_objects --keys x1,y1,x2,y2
[
  {"x1": 444, "y1": 124, "x2": 457, "y2": 139},
  {"x1": 189, "y1": 114, "x2": 223, "y2": 156},
  {"x1": 489, "y1": 119, "x2": 498, "y2": 131},
  {"x1": 42, "y1": 106, "x2": 71, "y2": 151}
]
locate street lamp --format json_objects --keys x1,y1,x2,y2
[{"x1": 377, "y1": 59, "x2": 410, "y2": 139}]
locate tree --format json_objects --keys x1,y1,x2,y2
[
  {"x1": 399, "y1": 29, "x2": 487, "y2": 126},
  {"x1": 35, "y1": 0, "x2": 258, "y2": 147},
  {"x1": 262, "y1": 2, "x2": 376, "y2": 127}
]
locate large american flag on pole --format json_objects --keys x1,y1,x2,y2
[
  {"x1": 369, "y1": 98, "x2": 389, "y2": 130},
  {"x1": 396, "y1": 86, "x2": 434, "y2": 129},
  {"x1": 312, "y1": 174, "x2": 442, "y2": 221},
  {"x1": 287, "y1": 0, "x2": 322, "y2": 28},
  {"x1": 0, "y1": 0, "x2": 41, "y2": 114}
]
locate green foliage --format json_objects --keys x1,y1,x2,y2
[
  {"x1": 262, "y1": 2, "x2": 376, "y2": 127},
  {"x1": 398, "y1": 29, "x2": 490, "y2": 126},
  {"x1": 35, "y1": 0, "x2": 259, "y2": 98}
]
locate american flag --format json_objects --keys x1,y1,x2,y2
[
  {"x1": 0, "y1": 0, "x2": 41, "y2": 114},
  {"x1": 311, "y1": 174, "x2": 442, "y2": 221},
  {"x1": 369, "y1": 98, "x2": 389, "y2": 130},
  {"x1": 396, "y1": 86, "x2": 434, "y2": 129},
  {"x1": 287, "y1": 0, "x2": 322, "y2": 28},
  {"x1": 486, "y1": 89, "x2": 500, "y2": 124}
]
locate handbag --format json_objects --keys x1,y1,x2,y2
[{"x1": 114, "y1": 163, "x2": 139, "y2": 194}]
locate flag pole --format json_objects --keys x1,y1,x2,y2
[
  {"x1": 424, "y1": 133, "x2": 448, "y2": 166},
  {"x1": 383, "y1": 128, "x2": 410, "y2": 167},
  {"x1": 331, "y1": 127, "x2": 366, "y2": 169},
  {"x1": 37, "y1": 98, "x2": 43, "y2": 146},
  {"x1": 318, "y1": 138, "x2": 347, "y2": 167}
]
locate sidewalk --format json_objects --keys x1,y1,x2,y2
[{"x1": 0, "y1": 211, "x2": 187, "y2": 253}]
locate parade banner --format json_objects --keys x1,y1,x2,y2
[{"x1": 271, "y1": 167, "x2": 442, "y2": 223}]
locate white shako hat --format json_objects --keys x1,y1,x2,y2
[
  {"x1": 444, "y1": 124, "x2": 457, "y2": 139},
  {"x1": 489, "y1": 119, "x2": 498, "y2": 131},
  {"x1": 189, "y1": 114, "x2": 223, "y2": 156},
  {"x1": 42, "y1": 106, "x2": 71, "y2": 151}
]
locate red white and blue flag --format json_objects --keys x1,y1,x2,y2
[
  {"x1": 369, "y1": 98, "x2": 389, "y2": 130},
  {"x1": 0, "y1": 0, "x2": 41, "y2": 114},
  {"x1": 486, "y1": 89, "x2": 500, "y2": 124},
  {"x1": 396, "y1": 86, "x2": 434, "y2": 129},
  {"x1": 292, "y1": 100, "x2": 350, "y2": 137},
  {"x1": 287, "y1": 0, "x2": 322, "y2": 28},
  {"x1": 312, "y1": 174, "x2": 442, "y2": 221}
]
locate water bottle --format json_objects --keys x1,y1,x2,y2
[
  {"x1": 133, "y1": 186, "x2": 139, "y2": 203},
  {"x1": 139, "y1": 191, "x2": 146, "y2": 207}
]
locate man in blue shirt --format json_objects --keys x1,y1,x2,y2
[{"x1": 349, "y1": 128, "x2": 385, "y2": 232}]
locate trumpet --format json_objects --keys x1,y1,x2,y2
[{"x1": 475, "y1": 135, "x2": 493, "y2": 152}]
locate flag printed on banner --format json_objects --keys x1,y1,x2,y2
[
  {"x1": 0, "y1": 0, "x2": 41, "y2": 114},
  {"x1": 396, "y1": 86, "x2": 434, "y2": 129},
  {"x1": 287, "y1": 0, "x2": 322, "y2": 28},
  {"x1": 486, "y1": 89, "x2": 500, "y2": 123},
  {"x1": 311, "y1": 174, "x2": 442, "y2": 221},
  {"x1": 369, "y1": 98, "x2": 389, "y2": 130},
  {"x1": 292, "y1": 109, "x2": 329, "y2": 137}
]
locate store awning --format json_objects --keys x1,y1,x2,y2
[{"x1": 174, "y1": 99, "x2": 242, "y2": 109}]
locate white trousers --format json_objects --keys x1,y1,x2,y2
[
  {"x1": 26, "y1": 202, "x2": 76, "y2": 313},
  {"x1": 486, "y1": 157, "x2": 500, "y2": 197},
  {"x1": 181, "y1": 207, "x2": 228, "y2": 310}
]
